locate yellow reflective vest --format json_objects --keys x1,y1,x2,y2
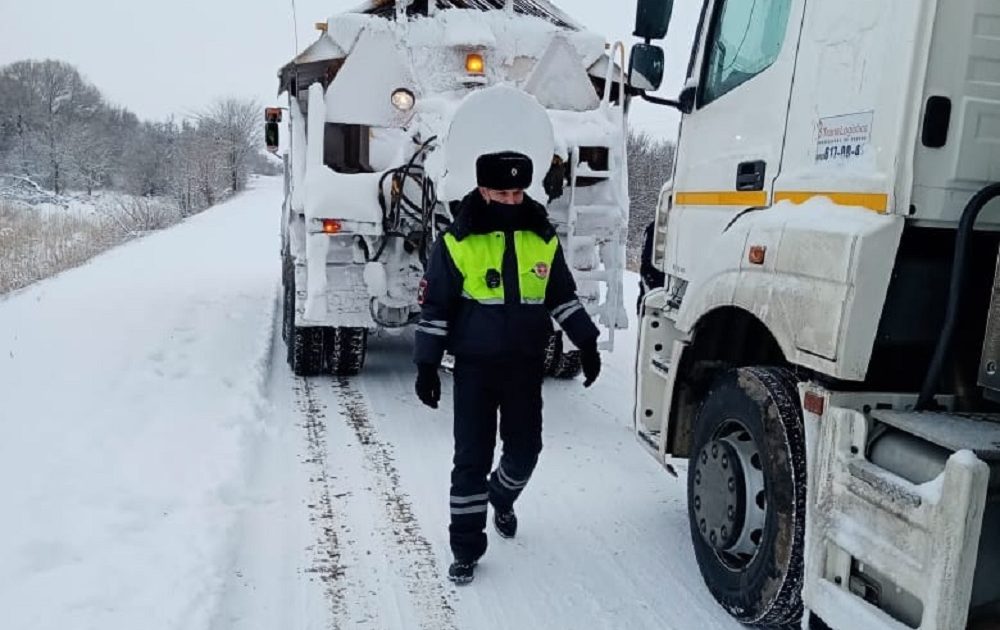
[{"x1": 443, "y1": 231, "x2": 559, "y2": 305}]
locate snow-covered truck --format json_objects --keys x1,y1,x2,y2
[
  {"x1": 269, "y1": 0, "x2": 630, "y2": 376},
  {"x1": 628, "y1": 0, "x2": 1000, "y2": 628}
]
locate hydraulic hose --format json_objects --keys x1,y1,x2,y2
[{"x1": 916, "y1": 182, "x2": 1000, "y2": 411}]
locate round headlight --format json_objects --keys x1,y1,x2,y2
[{"x1": 391, "y1": 88, "x2": 415, "y2": 112}]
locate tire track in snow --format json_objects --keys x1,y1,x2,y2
[
  {"x1": 295, "y1": 378, "x2": 351, "y2": 628},
  {"x1": 331, "y1": 377, "x2": 457, "y2": 630}
]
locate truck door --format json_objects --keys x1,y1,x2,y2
[{"x1": 667, "y1": 0, "x2": 804, "y2": 280}]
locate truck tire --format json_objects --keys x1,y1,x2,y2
[
  {"x1": 687, "y1": 367, "x2": 805, "y2": 627},
  {"x1": 543, "y1": 331, "x2": 585, "y2": 379},
  {"x1": 282, "y1": 279, "x2": 294, "y2": 345},
  {"x1": 543, "y1": 332, "x2": 563, "y2": 376},
  {"x1": 284, "y1": 271, "x2": 325, "y2": 377},
  {"x1": 281, "y1": 251, "x2": 296, "y2": 351},
  {"x1": 552, "y1": 350, "x2": 583, "y2": 379},
  {"x1": 290, "y1": 326, "x2": 325, "y2": 377},
  {"x1": 325, "y1": 327, "x2": 368, "y2": 376}
]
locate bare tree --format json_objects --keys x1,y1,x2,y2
[
  {"x1": 0, "y1": 60, "x2": 103, "y2": 193},
  {"x1": 70, "y1": 122, "x2": 114, "y2": 194},
  {"x1": 199, "y1": 98, "x2": 261, "y2": 194},
  {"x1": 1, "y1": 59, "x2": 272, "y2": 213}
]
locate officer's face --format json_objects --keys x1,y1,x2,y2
[{"x1": 479, "y1": 187, "x2": 524, "y2": 206}]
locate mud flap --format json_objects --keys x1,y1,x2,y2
[{"x1": 801, "y1": 397, "x2": 991, "y2": 630}]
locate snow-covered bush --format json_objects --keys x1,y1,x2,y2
[
  {"x1": 0, "y1": 198, "x2": 118, "y2": 293},
  {"x1": 99, "y1": 195, "x2": 182, "y2": 235},
  {"x1": 0, "y1": 193, "x2": 185, "y2": 294}
]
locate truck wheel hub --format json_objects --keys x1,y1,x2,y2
[{"x1": 692, "y1": 421, "x2": 768, "y2": 568}]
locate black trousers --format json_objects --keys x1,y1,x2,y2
[{"x1": 449, "y1": 357, "x2": 544, "y2": 561}]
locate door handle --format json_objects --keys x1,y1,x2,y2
[{"x1": 736, "y1": 160, "x2": 767, "y2": 192}]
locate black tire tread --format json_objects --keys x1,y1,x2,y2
[
  {"x1": 326, "y1": 327, "x2": 368, "y2": 376},
  {"x1": 552, "y1": 350, "x2": 583, "y2": 379},
  {"x1": 284, "y1": 266, "x2": 325, "y2": 377},
  {"x1": 290, "y1": 326, "x2": 324, "y2": 377},
  {"x1": 543, "y1": 332, "x2": 562, "y2": 376},
  {"x1": 689, "y1": 366, "x2": 806, "y2": 628}
]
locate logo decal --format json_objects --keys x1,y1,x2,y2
[
  {"x1": 418, "y1": 278, "x2": 428, "y2": 305},
  {"x1": 533, "y1": 262, "x2": 550, "y2": 279}
]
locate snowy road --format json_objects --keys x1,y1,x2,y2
[{"x1": 1, "y1": 176, "x2": 740, "y2": 629}]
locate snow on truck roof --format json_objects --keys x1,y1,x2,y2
[
  {"x1": 348, "y1": 0, "x2": 581, "y2": 30},
  {"x1": 278, "y1": 2, "x2": 610, "y2": 96}
]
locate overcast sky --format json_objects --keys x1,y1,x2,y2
[{"x1": 1, "y1": 0, "x2": 700, "y2": 139}]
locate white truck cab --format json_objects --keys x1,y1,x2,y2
[{"x1": 628, "y1": 0, "x2": 1000, "y2": 627}]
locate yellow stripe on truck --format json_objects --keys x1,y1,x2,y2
[
  {"x1": 674, "y1": 191, "x2": 769, "y2": 207},
  {"x1": 773, "y1": 191, "x2": 889, "y2": 214},
  {"x1": 673, "y1": 190, "x2": 890, "y2": 214}
]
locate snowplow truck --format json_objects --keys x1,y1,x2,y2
[
  {"x1": 271, "y1": 0, "x2": 630, "y2": 377},
  {"x1": 629, "y1": 0, "x2": 1000, "y2": 628}
]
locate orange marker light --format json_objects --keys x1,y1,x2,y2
[
  {"x1": 466, "y1": 53, "x2": 485, "y2": 75},
  {"x1": 804, "y1": 391, "x2": 826, "y2": 416},
  {"x1": 322, "y1": 219, "x2": 342, "y2": 234},
  {"x1": 264, "y1": 107, "x2": 283, "y2": 123},
  {"x1": 748, "y1": 245, "x2": 767, "y2": 265}
]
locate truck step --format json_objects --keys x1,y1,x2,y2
[
  {"x1": 570, "y1": 206, "x2": 624, "y2": 237},
  {"x1": 803, "y1": 405, "x2": 993, "y2": 630},
  {"x1": 574, "y1": 164, "x2": 612, "y2": 180},
  {"x1": 870, "y1": 409, "x2": 1000, "y2": 461},
  {"x1": 573, "y1": 204, "x2": 623, "y2": 216},
  {"x1": 574, "y1": 270, "x2": 610, "y2": 282}
]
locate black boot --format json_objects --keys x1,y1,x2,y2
[
  {"x1": 493, "y1": 508, "x2": 517, "y2": 539},
  {"x1": 448, "y1": 559, "x2": 477, "y2": 585}
]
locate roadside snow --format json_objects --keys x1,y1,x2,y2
[{"x1": 0, "y1": 177, "x2": 281, "y2": 630}]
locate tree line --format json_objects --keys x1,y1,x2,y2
[
  {"x1": 0, "y1": 59, "x2": 272, "y2": 213},
  {"x1": 626, "y1": 129, "x2": 676, "y2": 269}
]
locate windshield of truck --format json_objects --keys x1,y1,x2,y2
[{"x1": 701, "y1": 0, "x2": 792, "y2": 106}]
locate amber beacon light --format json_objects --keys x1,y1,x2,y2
[
  {"x1": 465, "y1": 53, "x2": 485, "y2": 75},
  {"x1": 321, "y1": 219, "x2": 343, "y2": 234}
]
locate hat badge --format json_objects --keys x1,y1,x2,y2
[{"x1": 511, "y1": 167, "x2": 518, "y2": 176}]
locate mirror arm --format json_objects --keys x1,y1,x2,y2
[{"x1": 639, "y1": 91, "x2": 684, "y2": 111}]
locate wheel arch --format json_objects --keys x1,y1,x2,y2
[{"x1": 668, "y1": 306, "x2": 791, "y2": 458}]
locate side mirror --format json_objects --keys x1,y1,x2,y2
[
  {"x1": 264, "y1": 107, "x2": 283, "y2": 154},
  {"x1": 629, "y1": 44, "x2": 665, "y2": 92},
  {"x1": 265, "y1": 122, "x2": 280, "y2": 153},
  {"x1": 634, "y1": 0, "x2": 674, "y2": 41}
]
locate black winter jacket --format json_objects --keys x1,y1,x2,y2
[{"x1": 414, "y1": 191, "x2": 599, "y2": 365}]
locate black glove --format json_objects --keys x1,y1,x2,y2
[
  {"x1": 580, "y1": 343, "x2": 601, "y2": 388},
  {"x1": 415, "y1": 363, "x2": 441, "y2": 409}
]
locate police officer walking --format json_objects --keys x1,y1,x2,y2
[{"x1": 413, "y1": 151, "x2": 602, "y2": 585}]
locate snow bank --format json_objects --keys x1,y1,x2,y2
[{"x1": 0, "y1": 177, "x2": 281, "y2": 630}]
